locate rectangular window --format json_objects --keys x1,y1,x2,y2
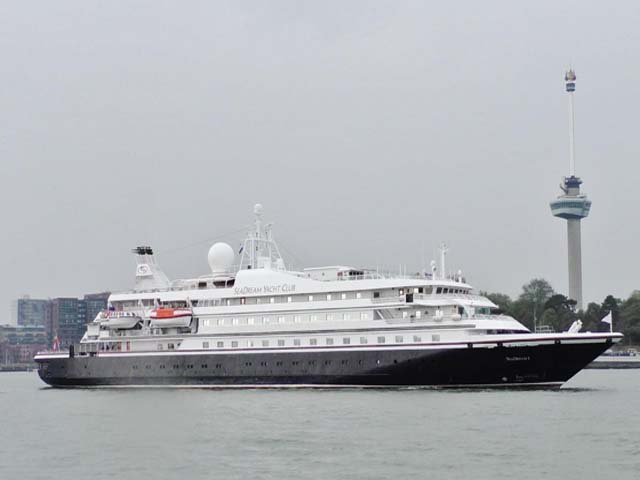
[
  {"x1": 402, "y1": 311, "x2": 408, "y2": 318},
  {"x1": 263, "y1": 317, "x2": 270, "y2": 324},
  {"x1": 270, "y1": 297, "x2": 275, "y2": 304},
  {"x1": 277, "y1": 339, "x2": 285, "y2": 347},
  {"x1": 294, "y1": 315, "x2": 301, "y2": 323},
  {"x1": 341, "y1": 293, "x2": 347, "y2": 300},
  {"x1": 217, "y1": 319, "x2": 224, "y2": 326},
  {"x1": 343, "y1": 313, "x2": 350, "y2": 321},
  {"x1": 248, "y1": 317, "x2": 255, "y2": 325},
  {"x1": 248, "y1": 340, "x2": 254, "y2": 347},
  {"x1": 432, "y1": 334, "x2": 440, "y2": 342},
  {"x1": 157, "y1": 343, "x2": 164, "y2": 350},
  {"x1": 168, "y1": 343, "x2": 175, "y2": 350},
  {"x1": 327, "y1": 314, "x2": 334, "y2": 321},
  {"x1": 356, "y1": 292, "x2": 362, "y2": 299},
  {"x1": 232, "y1": 318, "x2": 238, "y2": 325},
  {"x1": 416, "y1": 310, "x2": 422, "y2": 319},
  {"x1": 294, "y1": 339, "x2": 301, "y2": 346},
  {"x1": 360, "y1": 337, "x2": 368, "y2": 344},
  {"x1": 377, "y1": 337, "x2": 385, "y2": 344},
  {"x1": 231, "y1": 341, "x2": 238, "y2": 348},
  {"x1": 278, "y1": 316, "x2": 285, "y2": 324},
  {"x1": 308, "y1": 295, "x2": 314, "y2": 301},
  {"x1": 309, "y1": 338, "x2": 317, "y2": 346},
  {"x1": 226, "y1": 299, "x2": 231, "y2": 306},
  {"x1": 287, "y1": 296, "x2": 292, "y2": 303},
  {"x1": 217, "y1": 341, "x2": 224, "y2": 348},
  {"x1": 202, "y1": 341, "x2": 210, "y2": 349},
  {"x1": 262, "y1": 340, "x2": 269, "y2": 347},
  {"x1": 343, "y1": 338, "x2": 350, "y2": 345},
  {"x1": 310, "y1": 315, "x2": 317, "y2": 322},
  {"x1": 360, "y1": 312, "x2": 369, "y2": 320},
  {"x1": 373, "y1": 291, "x2": 380, "y2": 298},
  {"x1": 326, "y1": 338, "x2": 334, "y2": 345},
  {"x1": 326, "y1": 294, "x2": 332, "y2": 301},
  {"x1": 395, "y1": 336, "x2": 403, "y2": 343},
  {"x1": 413, "y1": 335, "x2": 422, "y2": 342}
]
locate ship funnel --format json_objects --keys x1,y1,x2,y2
[{"x1": 132, "y1": 246, "x2": 171, "y2": 291}]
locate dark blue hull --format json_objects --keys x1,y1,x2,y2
[{"x1": 36, "y1": 337, "x2": 614, "y2": 388}]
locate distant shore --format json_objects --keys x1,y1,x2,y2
[{"x1": 0, "y1": 364, "x2": 36, "y2": 372}]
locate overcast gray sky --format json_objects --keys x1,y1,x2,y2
[{"x1": 2, "y1": 1, "x2": 639, "y2": 321}]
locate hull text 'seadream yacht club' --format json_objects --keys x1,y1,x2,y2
[{"x1": 36, "y1": 205, "x2": 621, "y2": 388}]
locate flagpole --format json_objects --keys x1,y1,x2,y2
[{"x1": 610, "y1": 311, "x2": 613, "y2": 333}]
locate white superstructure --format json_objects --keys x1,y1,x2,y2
[{"x1": 76, "y1": 205, "x2": 532, "y2": 356}]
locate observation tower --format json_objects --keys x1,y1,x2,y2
[{"x1": 550, "y1": 69, "x2": 591, "y2": 310}]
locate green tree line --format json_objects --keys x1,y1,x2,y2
[{"x1": 482, "y1": 278, "x2": 640, "y2": 345}]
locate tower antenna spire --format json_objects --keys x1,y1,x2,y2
[{"x1": 565, "y1": 69, "x2": 577, "y2": 176}]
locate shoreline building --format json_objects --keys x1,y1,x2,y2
[
  {"x1": 550, "y1": 69, "x2": 592, "y2": 310},
  {"x1": 11, "y1": 296, "x2": 51, "y2": 328},
  {"x1": 50, "y1": 293, "x2": 110, "y2": 348}
]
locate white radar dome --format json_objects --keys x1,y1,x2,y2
[{"x1": 208, "y1": 242, "x2": 235, "y2": 275}]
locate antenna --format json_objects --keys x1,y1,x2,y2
[
  {"x1": 565, "y1": 69, "x2": 577, "y2": 176},
  {"x1": 439, "y1": 242, "x2": 448, "y2": 280}
]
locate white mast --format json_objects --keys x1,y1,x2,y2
[
  {"x1": 238, "y1": 204, "x2": 286, "y2": 271},
  {"x1": 439, "y1": 243, "x2": 448, "y2": 280}
]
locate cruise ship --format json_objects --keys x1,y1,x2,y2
[{"x1": 35, "y1": 205, "x2": 622, "y2": 388}]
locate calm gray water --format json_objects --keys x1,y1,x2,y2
[{"x1": 1, "y1": 370, "x2": 639, "y2": 480}]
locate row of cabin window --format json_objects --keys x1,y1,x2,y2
[
  {"x1": 435, "y1": 287, "x2": 468, "y2": 294},
  {"x1": 201, "y1": 311, "x2": 370, "y2": 327},
  {"x1": 194, "y1": 287, "x2": 469, "y2": 308},
  {"x1": 196, "y1": 334, "x2": 441, "y2": 350},
  {"x1": 197, "y1": 291, "x2": 366, "y2": 308}
]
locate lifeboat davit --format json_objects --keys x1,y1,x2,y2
[{"x1": 149, "y1": 307, "x2": 193, "y2": 328}]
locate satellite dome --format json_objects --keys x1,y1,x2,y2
[{"x1": 208, "y1": 242, "x2": 235, "y2": 275}]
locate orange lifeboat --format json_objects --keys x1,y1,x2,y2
[{"x1": 149, "y1": 307, "x2": 193, "y2": 327}]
